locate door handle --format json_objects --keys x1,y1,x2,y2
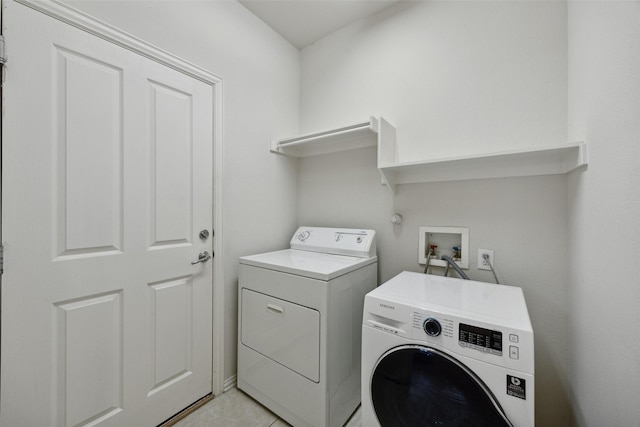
[{"x1": 191, "y1": 251, "x2": 212, "y2": 265}]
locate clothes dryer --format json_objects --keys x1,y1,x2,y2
[
  {"x1": 238, "y1": 227, "x2": 377, "y2": 427},
  {"x1": 362, "y1": 271, "x2": 534, "y2": 427}
]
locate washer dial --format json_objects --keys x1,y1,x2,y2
[{"x1": 423, "y1": 317, "x2": 442, "y2": 337}]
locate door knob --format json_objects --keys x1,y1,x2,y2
[{"x1": 191, "y1": 251, "x2": 212, "y2": 265}]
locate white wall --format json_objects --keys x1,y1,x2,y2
[
  {"x1": 63, "y1": 0, "x2": 301, "y2": 382},
  {"x1": 299, "y1": 2, "x2": 572, "y2": 425},
  {"x1": 301, "y1": 1, "x2": 567, "y2": 159},
  {"x1": 567, "y1": 2, "x2": 640, "y2": 426}
]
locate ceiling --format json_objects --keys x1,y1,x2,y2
[{"x1": 238, "y1": 0, "x2": 400, "y2": 49}]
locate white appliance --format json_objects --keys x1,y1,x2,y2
[
  {"x1": 238, "y1": 226, "x2": 378, "y2": 427},
  {"x1": 362, "y1": 271, "x2": 534, "y2": 427}
]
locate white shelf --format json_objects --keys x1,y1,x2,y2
[
  {"x1": 269, "y1": 118, "x2": 587, "y2": 196},
  {"x1": 378, "y1": 142, "x2": 588, "y2": 194},
  {"x1": 271, "y1": 118, "x2": 379, "y2": 157}
]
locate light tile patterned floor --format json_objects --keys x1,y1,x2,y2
[{"x1": 174, "y1": 387, "x2": 362, "y2": 427}]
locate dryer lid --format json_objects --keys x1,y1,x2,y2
[{"x1": 239, "y1": 249, "x2": 376, "y2": 281}]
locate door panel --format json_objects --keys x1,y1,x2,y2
[
  {"x1": 148, "y1": 276, "x2": 193, "y2": 394},
  {"x1": 55, "y1": 292, "x2": 124, "y2": 427},
  {"x1": 150, "y1": 81, "x2": 193, "y2": 247},
  {"x1": 1, "y1": 2, "x2": 214, "y2": 425},
  {"x1": 55, "y1": 46, "x2": 124, "y2": 257}
]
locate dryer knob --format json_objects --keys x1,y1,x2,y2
[{"x1": 423, "y1": 317, "x2": 442, "y2": 337}]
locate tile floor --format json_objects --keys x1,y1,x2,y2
[{"x1": 174, "y1": 387, "x2": 362, "y2": 427}]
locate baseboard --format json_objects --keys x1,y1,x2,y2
[{"x1": 223, "y1": 374, "x2": 237, "y2": 393}]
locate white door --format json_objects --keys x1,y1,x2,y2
[{"x1": 1, "y1": 2, "x2": 215, "y2": 426}]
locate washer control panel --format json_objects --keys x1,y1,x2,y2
[
  {"x1": 459, "y1": 323, "x2": 503, "y2": 356},
  {"x1": 290, "y1": 226, "x2": 376, "y2": 258},
  {"x1": 407, "y1": 309, "x2": 533, "y2": 372}
]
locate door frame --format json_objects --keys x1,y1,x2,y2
[{"x1": 2, "y1": 0, "x2": 226, "y2": 396}]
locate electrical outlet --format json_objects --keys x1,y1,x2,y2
[{"x1": 478, "y1": 249, "x2": 494, "y2": 271}]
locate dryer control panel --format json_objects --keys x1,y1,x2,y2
[{"x1": 290, "y1": 226, "x2": 376, "y2": 258}]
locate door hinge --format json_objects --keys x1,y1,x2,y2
[
  {"x1": 0, "y1": 35, "x2": 6, "y2": 65},
  {"x1": 0, "y1": 245, "x2": 4, "y2": 274}
]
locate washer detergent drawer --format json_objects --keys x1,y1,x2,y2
[{"x1": 241, "y1": 289, "x2": 320, "y2": 382}]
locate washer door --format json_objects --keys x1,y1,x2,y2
[{"x1": 371, "y1": 345, "x2": 513, "y2": 427}]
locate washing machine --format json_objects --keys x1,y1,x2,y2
[
  {"x1": 238, "y1": 226, "x2": 378, "y2": 427},
  {"x1": 362, "y1": 271, "x2": 534, "y2": 427}
]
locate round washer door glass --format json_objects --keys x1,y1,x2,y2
[{"x1": 371, "y1": 345, "x2": 512, "y2": 427}]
